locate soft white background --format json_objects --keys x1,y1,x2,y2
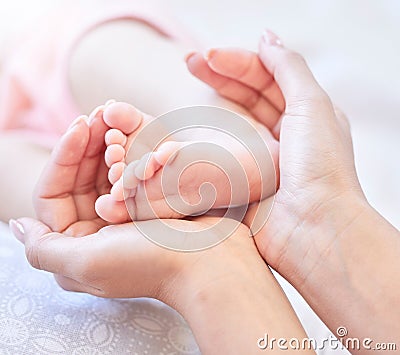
[{"x1": 0, "y1": 1, "x2": 398, "y2": 354}]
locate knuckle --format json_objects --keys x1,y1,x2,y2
[
  {"x1": 236, "y1": 59, "x2": 253, "y2": 81},
  {"x1": 25, "y1": 243, "x2": 40, "y2": 270},
  {"x1": 214, "y1": 77, "x2": 231, "y2": 93},
  {"x1": 333, "y1": 104, "x2": 344, "y2": 116},
  {"x1": 243, "y1": 91, "x2": 262, "y2": 110},
  {"x1": 334, "y1": 106, "x2": 351, "y2": 124},
  {"x1": 282, "y1": 49, "x2": 306, "y2": 66},
  {"x1": 25, "y1": 233, "x2": 51, "y2": 270},
  {"x1": 286, "y1": 91, "x2": 333, "y2": 117},
  {"x1": 314, "y1": 91, "x2": 332, "y2": 106}
]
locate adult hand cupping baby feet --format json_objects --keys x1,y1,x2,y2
[
  {"x1": 94, "y1": 101, "x2": 279, "y2": 223},
  {"x1": 10, "y1": 213, "x2": 311, "y2": 354},
  {"x1": 187, "y1": 31, "x2": 400, "y2": 347},
  {"x1": 186, "y1": 31, "x2": 365, "y2": 277},
  {"x1": 32, "y1": 102, "x2": 112, "y2": 237},
  {"x1": 10, "y1": 103, "x2": 253, "y2": 299},
  {"x1": 9, "y1": 112, "x2": 311, "y2": 353}
]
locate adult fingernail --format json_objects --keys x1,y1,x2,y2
[
  {"x1": 262, "y1": 29, "x2": 283, "y2": 46},
  {"x1": 68, "y1": 115, "x2": 86, "y2": 130},
  {"x1": 184, "y1": 51, "x2": 197, "y2": 62},
  {"x1": 88, "y1": 105, "x2": 105, "y2": 123},
  {"x1": 205, "y1": 48, "x2": 216, "y2": 61},
  {"x1": 9, "y1": 219, "x2": 25, "y2": 243}
]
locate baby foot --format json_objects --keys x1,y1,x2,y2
[
  {"x1": 95, "y1": 102, "x2": 188, "y2": 223},
  {"x1": 94, "y1": 102, "x2": 149, "y2": 223},
  {"x1": 95, "y1": 102, "x2": 279, "y2": 223}
]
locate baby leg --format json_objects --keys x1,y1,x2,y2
[{"x1": 68, "y1": 19, "x2": 248, "y2": 117}]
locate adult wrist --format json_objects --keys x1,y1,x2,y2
[
  {"x1": 279, "y1": 191, "x2": 400, "y2": 351},
  {"x1": 277, "y1": 191, "x2": 370, "y2": 290},
  {"x1": 162, "y1": 234, "x2": 312, "y2": 354}
]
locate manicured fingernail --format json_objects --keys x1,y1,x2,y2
[
  {"x1": 205, "y1": 48, "x2": 216, "y2": 61},
  {"x1": 9, "y1": 219, "x2": 25, "y2": 243},
  {"x1": 88, "y1": 105, "x2": 105, "y2": 123},
  {"x1": 68, "y1": 115, "x2": 86, "y2": 130},
  {"x1": 262, "y1": 30, "x2": 283, "y2": 46},
  {"x1": 184, "y1": 51, "x2": 197, "y2": 62}
]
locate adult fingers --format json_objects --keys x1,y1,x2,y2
[
  {"x1": 34, "y1": 117, "x2": 90, "y2": 199},
  {"x1": 33, "y1": 117, "x2": 90, "y2": 230},
  {"x1": 74, "y1": 111, "x2": 108, "y2": 194},
  {"x1": 186, "y1": 52, "x2": 281, "y2": 129},
  {"x1": 73, "y1": 111, "x2": 110, "y2": 220},
  {"x1": 205, "y1": 48, "x2": 285, "y2": 113},
  {"x1": 258, "y1": 30, "x2": 333, "y2": 118}
]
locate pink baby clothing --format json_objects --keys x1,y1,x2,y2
[{"x1": 0, "y1": 1, "x2": 195, "y2": 148}]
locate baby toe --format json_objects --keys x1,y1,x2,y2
[
  {"x1": 105, "y1": 129, "x2": 127, "y2": 146},
  {"x1": 153, "y1": 141, "x2": 184, "y2": 166},
  {"x1": 103, "y1": 102, "x2": 143, "y2": 134},
  {"x1": 105, "y1": 144, "x2": 125, "y2": 168},
  {"x1": 108, "y1": 161, "x2": 126, "y2": 184},
  {"x1": 123, "y1": 161, "x2": 140, "y2": 189},
  {"x1": 135, "y1": 152, "x2": 161, "y2": 181},
  {"x1": 110, "y1": 179, "x2": 126, "y2": 201},
  {"x1": 95, "y1": 194, "x2": 130, "y2": 223}
]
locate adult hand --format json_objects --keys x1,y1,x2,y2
[
  {"x1": 186, "y1": 31, "x2": 400, "y2": 352},
  {"x1": 11, "y1": 214, "x2": 314, "y2": 354},
  {"x1": 186, "y1": 30, "x2": 364, "y2": 278},
  {"x1": 9, "y1": 100, "x2": 312, "y2": 354},
  {"x1": 32, "y1": 105, "x2": 111, "y2": 236}
]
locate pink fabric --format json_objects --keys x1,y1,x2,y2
[{"x1": 0, "y1": 1, "x2": 196, "y2": 148}]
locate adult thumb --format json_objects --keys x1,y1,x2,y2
[{"x1": 9, "y1": 217, "x2": 69, "y2": 272}]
